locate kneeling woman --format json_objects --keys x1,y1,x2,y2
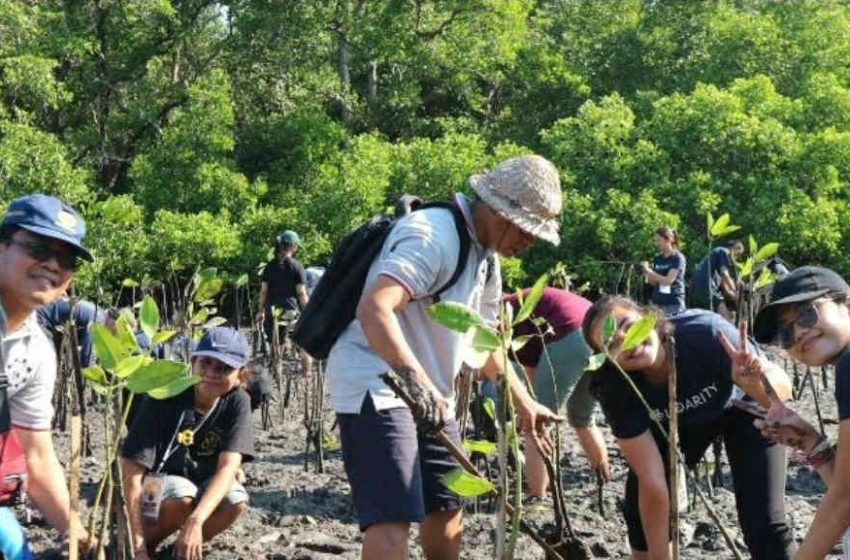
[
  {"x1": 121, "y1": 327, "x2": 254, "y2": 560},
  {"x1": 582, "y1": 296, "x2": 795, "y2": 560}
]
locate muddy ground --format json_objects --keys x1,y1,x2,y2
[{"x1": 26, "y1": 352, "x2": 845, "y2": 559}]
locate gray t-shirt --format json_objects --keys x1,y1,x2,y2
[{"x1": 327, "y1": 193, "x2": 501, "y2": 414}]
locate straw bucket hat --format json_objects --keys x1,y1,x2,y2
[{"x1": 468, "y1": 155, "x2": 563, "y2": 245}]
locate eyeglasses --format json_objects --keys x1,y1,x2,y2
[
  {"x1": 8, "y1": 239, "x2": 79, "y2": 271},
  {"x1": 776, "y1": 299, "x2": 828, "y2": 349}
]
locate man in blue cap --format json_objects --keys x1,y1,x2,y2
[
  {"x1": 120, "y1": 327, "x2": 254, "y2": 560},
  {"x1": 255, "y1": 230, "x2": 312, "y2": 376},
  {"x1": 0, "y1": 193, "x2": 93, "y2": 558}
]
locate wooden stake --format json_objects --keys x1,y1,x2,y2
[
  {"x1": 667, "y1": 337, "x2": 679, "y2": 559},
  {"x1": 69, "y1": 414, "x2": 82, "y2": 560}
]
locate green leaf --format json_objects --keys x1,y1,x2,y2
[
  {"x1": 427, "y1": 301, "x2": 483, "y2": 333},
  {"x1": 710, "y1": 213, "x2": 730, "y2": 237},
  {"x1": 602, "y1": 314, "x2": 616, "y2": 346},
  {"x1": 147, "y1": 374, "x2": 201, "y2": 400},
  {"x1": 515, "y1": 273, "x2": 548, "y2": 324},
  {"x1": 706, "y1": 212, "x2": 714, "y2": 234},
  {"x1": 440, "y1": 468, "x2": 495, "y2": 497},
  {"x1": 471, "y1": 326, "x2": 501, "y2": 352},
  {"x1": 585, "y1": 353, "x2": 607, "y2": 372},
  {"x1": 532, "y1": 317, "x2": 547, "y2": 327},
  {"x1": 114, "y1": 355, "x2": 149, "y2": 378},
  {"x1": 463, "y1": 439, "x2": 497, "y2": 455},
  {"x1": 748, "y1": 235, "x2": 758, "y2": 256},
  {"x1": 91, "y1": 324, "x2": 129, "y2": 371},
  {"x1": 125, "y1": 360, "x2": 188, "y2": 393},
  {"x1": 115, "y1": 312, "x2": 141, "y2": 354},
  {"x1": 236, "y1": 273, "x2": 249, "y2": 287},
  {"x1": 483, "y1": 397, "x2": 496, "y2": 420},
  {"x1": 121, "y1": 278, "x2": 140, "y2": 288},
  {"x1": 510, "y1": 335, "x2": 531, "y2": 353},
  {"x1": 139, "y1": 296, "x2": 160, "y2": 341},
  {"x1": 514, "y1": 288, "x2": 524, "y2": 307},
  {"x1": 194, "y1": 278, "x2": 224, "y2": 302},
  {"x1": 754, "y1": 242, "x2": 779, "y2": 263},
  {"x1": 620, "y1": 316, "x2": 656, "y2": 352},
  {"x1": 717, "y1": 225, "x2": 741, "y2": 236},
  {"x1": 755, "y1": 267, "x2": 775, "y2": 290},
  {"x1": 738, "y1": 258, "x2": 754, "y2": 279},
  {"x1": 190, "y1": 308, "x2": 210, "y2": 326},
  {"x1": 82, "y1": 366, "x2": 109, "y2": 395},
  {"x1": 152, "y1": 330, "x2": 177, "y2": 345}
]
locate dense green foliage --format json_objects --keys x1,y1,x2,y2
[{"x1": 4, "y1": 0, "x2": 850, "y2": 296}]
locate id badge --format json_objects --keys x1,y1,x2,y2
[
  {"x1": 659, "y1": 284, "x2": 671, "y2": 294},
  {"x1": 141, "y1": 473, "x2": 166, "y2": 519}
]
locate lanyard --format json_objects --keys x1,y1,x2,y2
[{"x1": 155, "y1": 398, "x2": 219, "y2": 474}]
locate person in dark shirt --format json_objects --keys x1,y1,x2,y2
[
  {"x1": 690, "y1": 240, "x2": 744, "y2": 321},
  {"x1": 120, "y1": 327, "x2": 254, "y2": 560},
  {"x1": 582, "y1": 296, "x2": 795, "y2": 560},
  {"x1": 752, "y1": 266, "x2": 850, "y2": 558},
  {"x1": 37, "y1": 298, "x2": 105, "y2": 368},
  {"x1": 640, "y1": 226, "x2": 686, "y2": 316},
  {"x1": 504, "y1": 287, "x2": 606, "y2": 497},
  {"x1": 255, "y1": 230, "x2": 312, "y2": 376}
]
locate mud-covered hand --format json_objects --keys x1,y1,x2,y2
[
  {"x1": 717, "y1": 320, "x2": 780, "y2": 406},
  {"x1": 516, "y1": 400, "x2": 564, "y2": 459},
  {"x1": 176, "y1": 516, "x2": 204, "y2": 560},
  {"x1": 393, "y1": 366, "x2": 448, "y2": 434},
  {"x1": 755, "y1": 405, "x2": 821, "y2": 452}
]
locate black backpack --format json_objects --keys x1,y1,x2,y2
[{"x1": 293, "y1": 196, "x2": 473, "y2": 359}]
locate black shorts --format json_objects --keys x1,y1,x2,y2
[
  {"x1": 623, "y1": 408, "x2": 795, "y2": 559},
  {"x1": 337, "y1": 394, "x2": 465, "y2": 531}
]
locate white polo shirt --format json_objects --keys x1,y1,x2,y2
[{"x1": 327, "y1": 193, "x2": 501, "y2": 414}]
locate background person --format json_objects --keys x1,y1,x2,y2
[
  {"x1": 504, "y1": 287, "x2": 608, "y2": 498},
  {"x1": 640, "y1": 226, "x2": 686, "y2": 316},
  {"x1": 120, "y1": 327, "x2": 254, "y2": 560},
  {"x1": 691, "y1": 239, "x2": 744, "y2": 321},
  {"x1": 582, "y1": 296, "x2": 795, "y2": 560}
]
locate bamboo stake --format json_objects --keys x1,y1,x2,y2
[
  {"x1": 69, "y1": 415, "x2": 82, "y2": 560},
  {"x1": 666, "y1": 337, "x2": 679, "y2": 559}
]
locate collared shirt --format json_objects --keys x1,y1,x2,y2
[
  {"x1": 327, "y1": 193, "x2": 502, "y2": 414},
  {"x1": 3, "y1": 313, "x2": 56, "y2": 430}
]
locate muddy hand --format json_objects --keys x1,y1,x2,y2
[
  {"x1": 755, "y1": 404, "x2": 820, "y2": 452},
  {"x1": 394, "y1": 366, "x2": 447, "y2": 434},
  {"x1": 519, "y1": 401, "x2": 563, "y2": 458}
]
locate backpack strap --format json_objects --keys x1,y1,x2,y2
[
  {"x1": 418, "y1": 202, "x2": 472, "y2": 303},
  {"x1": 0, "y1": 304, "x2": 10, "y2": 434}
]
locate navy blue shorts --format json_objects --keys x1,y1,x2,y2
[{"x1": 338, "y1": 394, "x2": 466, "y2": 531}]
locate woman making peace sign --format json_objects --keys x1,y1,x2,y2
[{"x1": 582, "y1": 296, "x2": 795, "y2": 560}]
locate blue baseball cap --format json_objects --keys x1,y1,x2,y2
[
  {"x1": 2, "y1": 194, "x2": 93, "y2": 261},
  {"x1": 192, "y1": 326, "x2": 250, "y2": 369},
  {"x1": 277, "y1": 230, "x2": 300, "y2": 247}
]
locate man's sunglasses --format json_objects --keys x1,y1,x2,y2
[
  {"x1": 8, "y1": 239, "x2": 79, "y2": 271},
  {"x1": 775, "y1": 297, "x2": 842, "y2": 349}
]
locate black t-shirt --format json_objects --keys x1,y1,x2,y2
[
  {"x1": 692, "y1": 247, "x2": 734, "y2": 296},
  {"x1": 834, "y1": 345, "x2": 850, "y2": 420},
  {"x1": 261, "y1": 256, "x2": 306, "y2": 311},
  {"x1": 590, "y1": 310, "x2": 758, "y2": 439},
  {"x1": 120, "y1": 387, "x2": 254, "y2": 482},
  {"x1": 651, "y1": 251, "x2": 686, "y2": 309}
]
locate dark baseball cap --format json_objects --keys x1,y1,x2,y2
[
  {"x1": 2, "y1": 194, "x2": 93, "y2": 261},
  {"x1": 277, "y1": 230, "x2": 300, "y2": 247},
  {"x1": 753, "y1": 266, "x2": 850, "y2": 343},
  {"x1": 192, "y1": 326, "x2": 250, "y2": 369}
]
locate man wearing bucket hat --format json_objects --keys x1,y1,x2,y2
[
  {"x1": 752, "y1": 266, "x2": 850, "y2": 559},
  {"x1": 0, "y1": 194, "x2": 94, "y2": 558},
  {"x1": 121, "y1": 327, "x2": 254, "y2": 560},
  {"x1": 327, "y1": 155, "x2": 563, "y2": 560}
]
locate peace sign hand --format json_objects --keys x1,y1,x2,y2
[{"x1": 717, "y1": 320, "x2": 781, "y2": 407}]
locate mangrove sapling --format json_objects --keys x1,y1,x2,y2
[
  {"x1": 82, "y1": 296, "x2": 202, "y2": 558},
  {"x1": 734, "y1": 236, "x2": 779, "y2": 329},
  {"x1": 584, "y1": 314, "x2": 745, "y2": 560},
  {"x1": 704, "y1": 213, "x2": 742, "y2": 314}
]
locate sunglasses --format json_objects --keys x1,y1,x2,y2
[
  {"x1": 775, "y1": 297, "x2": 841, "y2": 349},
  {"x1": 8, "y1": 238, "x2": 79, "y2": 271}
]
